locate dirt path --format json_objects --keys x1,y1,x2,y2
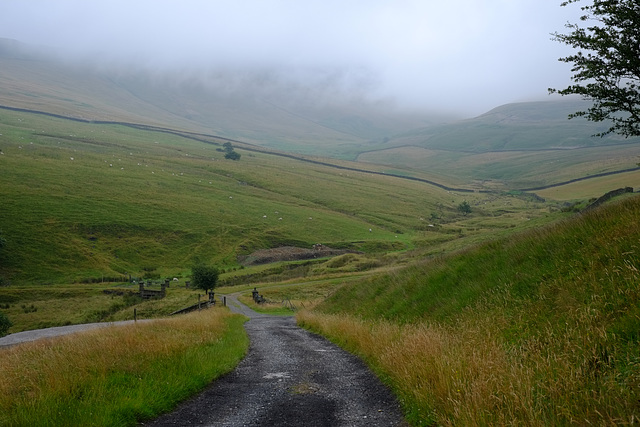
[{"x1": 142, "y1": 294, "x2": 407, "y2": 426}]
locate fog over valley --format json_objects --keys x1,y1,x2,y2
[{"x1": 1, "y1": 0, "x2": 578, "y2": 118}]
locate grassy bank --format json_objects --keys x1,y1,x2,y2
[
  {"x1": 299, "y1": 195, "x2": 640, "y2": 425},
  {"x1": 0, "y1": 282, "x2": 225, "y2": 334},
  {"x1": 0, "y1": 308, "x2": 248, "y2": 426}
]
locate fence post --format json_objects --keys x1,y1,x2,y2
[{"x1": 134, "y1": 308, "x2": 137, "y2": 322}]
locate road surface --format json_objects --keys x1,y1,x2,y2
[{"x1": 142, "y1": 294, "x2": 407, "y2": 426}]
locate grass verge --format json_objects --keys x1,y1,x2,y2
[
  {"x1": 299, "y1": 195, "x2": 640, "y2": 426},
  {"x1": 0, "y1": 308, "x2": 248, "y2": 426}
]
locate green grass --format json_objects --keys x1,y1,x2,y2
[
  {"x1": 0, "y1": 309, "x2": 248, "y2": 427},
  {"x1": 320, "y1": 195, "x2": 640, "y2": 325},
  {"x1": 0, "y1": 282, "x2": 223, "y2": 334},
  {"x1": 0, "y1": 108, "x2": 557, "y2": 286},
  {"x1": 302, "y1": 195, "x2": 640, "y2": 425},
  {"x1": 358, "y1": 100, "x2": 640, "y2": 190},
  {"x1": 537, "y1": 169, "x2": 640, "y2": 201},
  {"x1": 358, "y1": 142, "x2": 640, "y2": 191}
]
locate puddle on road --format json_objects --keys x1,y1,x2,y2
[{"x1": 263, "y1": 372, "x2": 291, "y2": 379}]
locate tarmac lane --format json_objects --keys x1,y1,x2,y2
[{"x1": 142, "y1": 294, "x2": 407, "y2": 426}]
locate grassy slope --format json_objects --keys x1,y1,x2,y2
[
  {"x1": 389, "y1": 100, "x2": 628, "y2": 151},
  {"x1": 1, "y1": 108, "x2": 556, "y2": 285},
  {"x1": 320, "y1": 194, "x2": 639, "y2": 324},
  {"x1": 357, "y1": 100, "x2": 640, "y2": 190},
  {"x1": 303, "y1": 194, "x2": 640, "y2": 424},
  {"x1": 0, "y1": 41, "x2": 431, "y2": 159},
  {"x1": 3, "y1": 41, "x2": 638, "y2": 193}
]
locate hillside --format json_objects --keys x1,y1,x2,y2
[
  {"x1": 357, "y1": 100, "x2": 640, "y2": 190},
  {"x1": 385, "y1": 99, "x2": 637, "y2": 152},
  {"x1": 301, "y1": 194, "x2": 640, "y2": 425},
  {"x1": 0, "y1": 107, "x2": 558, "y2": 285},
  {"x1": 2, "y1": 38, "x2": 639, "y2": 192},
  {"x1": 1, "y1": 38, "x2": 639, "y2": 287},
  {"x1": 0, "y1": 38, "x2": 432, "y2": 158},
  {"x1": 2, "y1": 33, "x2": 640, "y2": 427}
]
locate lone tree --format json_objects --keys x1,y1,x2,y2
[
  {"x1": 549, "y1": 0, "x2": 640, "y2": 137},
  {"x1": 457, "y1": 200, "x2": 472, "y2": 216},
  {"x1": 222, "y1": 142, "x2": 241, "y2": 161},
  {"x1": 191, "y1": 264, "x2": 219, "y2": 294}
]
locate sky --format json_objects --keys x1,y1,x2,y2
[{"x1": 0, "y1": 0, "x2": 580, "y2": 117}]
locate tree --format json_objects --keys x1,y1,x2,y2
[
  {"x1": 457, "y1": 201, "x2": 472, "y2": 216},
  {"x1": 224, "y1": 150, "x2": 241, "y2": 161},
  {"x1": 549, "y1": 0, "x2": 640, "y2": 137},
  {"x1": 222, "y1": 142, "x2": 241, "y2": 161},
  {"x1": 191, "y1": 265, "x2": 219, "y2": 293}
]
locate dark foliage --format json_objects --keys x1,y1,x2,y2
[
  {"x1": 549, "y1": 0, "x2": 640, "y2": 137},
  {"x1": 457, "y1": 201, "x2": 472, "y2": 215},
  {"x1": 222, "y1": 142, "x2": 241, "y2": 160},
  {"x1": 191, "y1": 265, "x2": 220, "y2": 293}
]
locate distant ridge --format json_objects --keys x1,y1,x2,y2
[
  {"x1": 386, "y1": 99, "x2": 640, "y2": 152},
  {"x1": 4, "y1": 103, "x2": 637, "y2": 195},
  {"x1": 2, "y1": 38, "x2": 638, "y2": 191},
  {"x1": 0, "y1": 39, "x2": 434, "y2": 157}
]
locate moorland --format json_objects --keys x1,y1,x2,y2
[{"x1": 1, "y1": 38, "x2": 639, "y2": 426}]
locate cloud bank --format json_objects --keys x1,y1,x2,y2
[{"x1": 0, "y1": 0, "x2": 578, "y2": 116}]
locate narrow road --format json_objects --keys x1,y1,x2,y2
[{"x1": 143, "y1": 294, "x2": 407, "y2": 426}]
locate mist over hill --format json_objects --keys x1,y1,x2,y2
[
  {"x1": 1, "y1": 38, "x2": 628, "y2": 157},
  {"x1": 356, "y1": 100, "x2": 640, "y2": 190},
  {"x1": 0, "y1": 38, "x2": 445, "y2": 157},
  {"x1": 2, "y1": 37, "x2": 638, "y2": 191},
  {"x1": 384, "y1": 99, "x2": 640, "y2": 152}
]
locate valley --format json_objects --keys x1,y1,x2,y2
[{"x1": 1, "y1": 38, "x2": 639, "y2": 426}]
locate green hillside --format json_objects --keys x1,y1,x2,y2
[
  {"x1": 0, "y1": 108, "x2": 556, "y2": 285},
  {"x1": 388, "y1": 99, "x2": 635, "y2": 152},
  {"x1": 320, "y1": 193, "x2": 640, "y2": 324},
  {"x1": 0, "y1": 38, "x2": 431, "y2": 158},
  {"x1": 303, "y1": 194, "x2": 640, "y2": 425},
  {"x1": 1, "y1": 34, "x2": 639, "y2": 427},
  {"x1": 2, "y1": 38, "x2": 638, "y2": 192},
  {"x1": 357, "y1": 100, "x2": 640, "y2": 190}
]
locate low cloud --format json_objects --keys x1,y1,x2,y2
[{"x1": 0, "y1": 0, "x2": 578, "y2": 116}]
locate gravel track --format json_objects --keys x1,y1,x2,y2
[{"x1": 142, "y1": 294, "x2": 407, "y2": 426}]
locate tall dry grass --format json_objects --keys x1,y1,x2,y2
[
  {"x1": 301, "y1": 196, "x2": 640, "y2": 425},
  {"x1": 0, "y1": 308, "x2": 248, "y2": 426},
  {"x1": 299, "y1": 308, "x2": 639, "y2": 426}
]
